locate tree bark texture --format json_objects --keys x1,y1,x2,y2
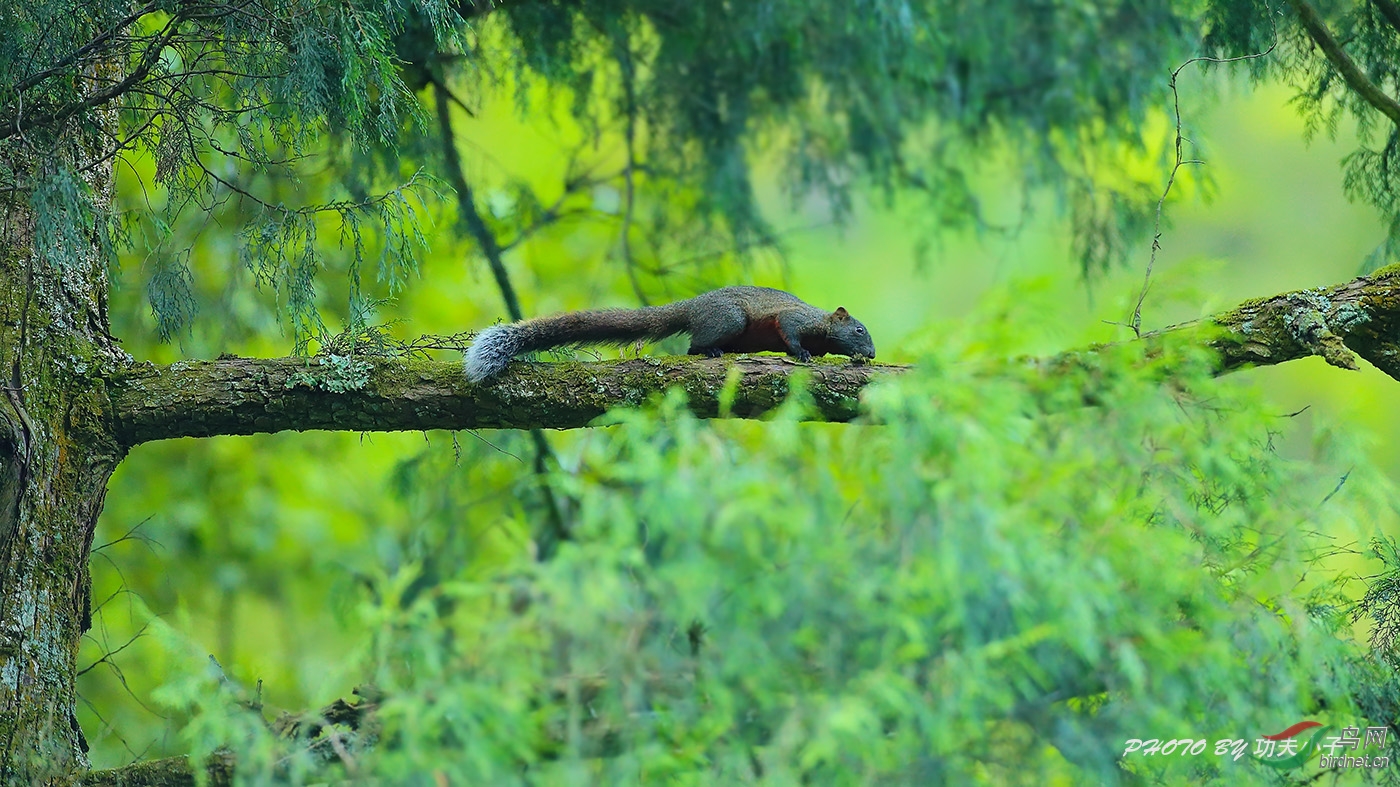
[
  {"x1": 107, "y1": 354, "x2": 879, "y2": 446},
  {"x1": 100, "y1": 262, "x2": 1400, "y2": 446},
  {"x1": 0, "y1": 148, "x2": 126, "y2": 780}
]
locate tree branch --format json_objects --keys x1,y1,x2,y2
[
  {"x1": 435, "y1": 84, "x2": 523, "y2": 321},
  {"x1": 1287, "y1": 0, "x2": 1400, "y2": 127},
  {"x1": 106, "y1": 355, "x2": 880, "y2": 447},
  {"x1": 1, "y1": 9, "x2": 191, "y2": 141},
  {"x1": 82, "y1": 752, "x2": 234, "y2": 787},
  {"x1": 11, "y1": 1, "x2": 162, "y2": 96},
  {"x1": 105, "y1": 265, "x2": 1400, "y2": 447},
  {"x1": 1172, "y1": 263, "x2": 1400, "y2": 377},
  {"x1": 2, "y1": 0, "x2": 528, "y2": 143}
]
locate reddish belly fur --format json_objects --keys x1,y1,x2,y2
[{"x1": 719, "y1": 317, "x2": 789, "y2": 353}]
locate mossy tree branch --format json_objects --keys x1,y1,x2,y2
[
  {"x1": 81, "y1": 753, "x2": 235, "y2": 787},
  {"x1": 105, "y1": 355, "x2": 880, "y2": 447},
  {"x1": 1185, "y1": 263, "x2": 1400, "y2": 377},
  {"x1": 106, "y1": 265, "x2": 1400, "y2": 447}
]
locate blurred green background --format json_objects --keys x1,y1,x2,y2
[{"x1": 80, "y1": 65, "x2": 1398, "y2": 768}]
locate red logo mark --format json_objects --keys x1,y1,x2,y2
[{"x1": 1262, "y1": 721, "x2": 1323, "y2": 741}]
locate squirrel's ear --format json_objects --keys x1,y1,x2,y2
[{"x1": 834, "y1": 307, "x2": 849, "y2": 319}]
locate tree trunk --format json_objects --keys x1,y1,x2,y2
[{"x1": 0, "y1": 136, "x2": 125, "y2": 780}]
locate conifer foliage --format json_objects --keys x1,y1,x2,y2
[{"x1": 5, "y1": 0, "x2": 1400, "y2": 784}]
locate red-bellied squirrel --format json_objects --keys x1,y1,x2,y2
[{"x1": 464, "y1": 285, "x2": 876, "y2": 381}]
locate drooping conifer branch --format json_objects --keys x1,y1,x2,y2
[{"x1": 1286, "y1": 0, "x2": 1400, "y2": 126}]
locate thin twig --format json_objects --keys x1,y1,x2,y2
[
  {"x1": 616, "y1": 34, "x2": 648, "y2": 305},
  {"x1": 1130, "y1": 11, "x2": 1280, "y2": 337},
  {"x1": 77, "y1": 623, "x2": 150, "y2": 677}
]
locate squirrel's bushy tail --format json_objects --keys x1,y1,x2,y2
[
  {"x1": 464, "y1": 324, "x2": 528, "y2": 382},
  {"x1": 465, "y1": 303, "x2": 689, "y2": 381}
]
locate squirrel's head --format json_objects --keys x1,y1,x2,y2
[{"x1": 828, "y1": 307, "x2": 876, "y2": 359}]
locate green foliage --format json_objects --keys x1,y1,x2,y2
[
  {"x1": 12, "y1": 0, "x2": 1400, "y2": 346},
  {"x1": 29, "y1": 164, "x2": 95, "y2": 273},
  {"x1": 499, "y1": 0, "x2": 1195, "y2": 241},
  {"x1": 7, "y1": 0, "x2": 1234, "y2": 351},
  {"x1": 115, "y1": 340, "x2": 1399, "y2": 784},
  {"x1": 1203, "y1": 0, "x2": 1400, "y2": 272},
  {"x1": 3, "y1": 0, "x2": 450, "y2": 348},
  {"x1": 283, "y1": 354, "x2": 372, "y2": 393},
  {"x1": 1357, "y1": 537, "x2": 1400, "y2": 655}
]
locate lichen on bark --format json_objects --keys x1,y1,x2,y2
[{"x1": 0, "y1": 118, "x2": 128, "y2": 784}]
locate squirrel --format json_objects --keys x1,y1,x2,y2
[{"x1": 464, "y1": 285, "x2": 876, "y2": 381}]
